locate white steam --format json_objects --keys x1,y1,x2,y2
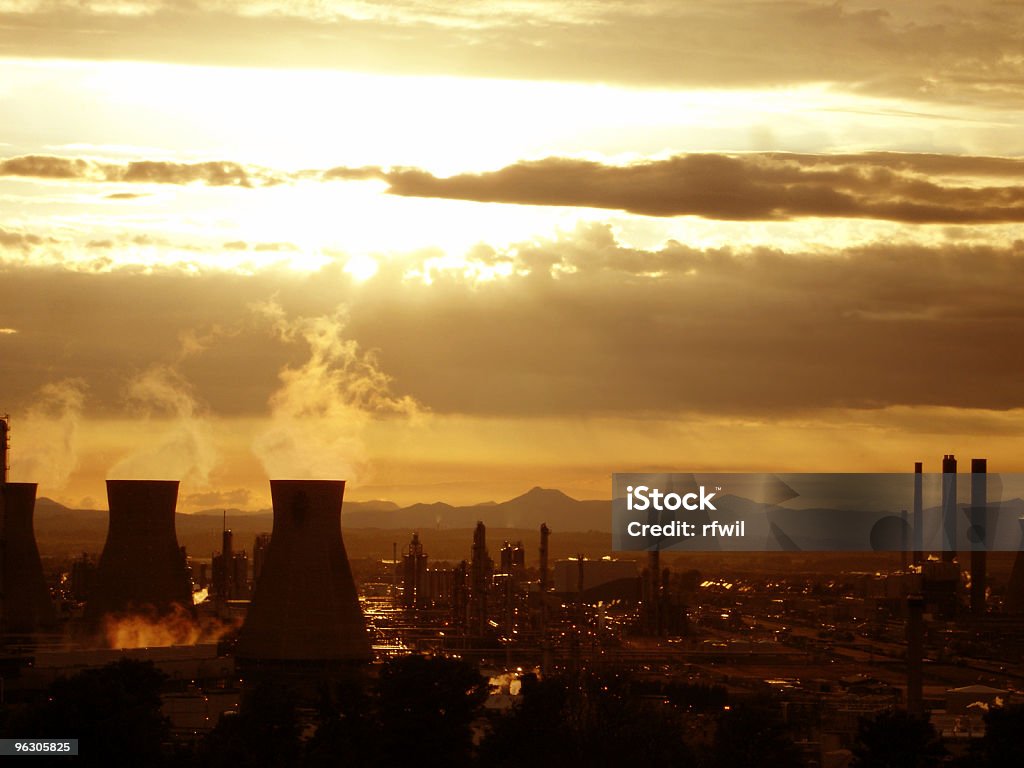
[
  {"x1": 252, "y1": 300, "x2": 421, "y2": 480},
  {"x1": 8, "y1": 378, "x2": 86, "y2": 489},
  {"x1": 108, "y1": 365, "x2": 218, "y2": 483}
]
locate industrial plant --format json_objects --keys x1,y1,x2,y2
[{"x1": 2, "y1": 413, "x2": 1024, "y2": 765}]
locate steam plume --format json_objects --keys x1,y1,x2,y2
[
  {"x1": 9, "y1": 378, "x2": 86, "y2": 489},
  {"x1": 108, "y1": 365, "x2": 217, "y2": 483},
  {"x1": 252, "y1": 300, "x2": 421, "y2": 480}
]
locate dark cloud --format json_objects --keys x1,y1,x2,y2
[
  {"x1": 252, "y1": 242, "x2": 298, "y2": 252},
  {"x1": 0, "y1": 155, "x2": 91, "y2": 179},
  {"x1": 0, "y1": 227, "x2": 49, "y2": 250},
  {"x1": 0, "y1": 2, "x2": 1020, "y2": 106},
  {"x1": 0, "y1": 227, "x2": 60, "y2": 260},
  {"x1": 0, "y1": 155, "x2": 278, "y2": 187},
  {"x1": 114, "y1": 159, "x2": 262, "y2": 187},
  {"x1": 2, "y1": 229, "x2": 1023, "y2": 419},
  {"x1": 10, "y1": 150, "x2": 1024, "y2": 225},
  {"x1": 105, "y1": 192, "x2": 147, "y2": 200},
  {"x1": 367, "y1": 153, "x2": 1024, "y2": 224}
]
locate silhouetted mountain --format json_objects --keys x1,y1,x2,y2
[
  {"x1": 343, "y1": 487, "x2": 607, "y2": 531},
  {"x1": 30, "y1": 488, "x2": 612, "y2": 557}
]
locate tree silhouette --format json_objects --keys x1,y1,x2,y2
[
  {"x1": 851, "y1": 708, "x2": 945, "y2": 768},
  {"x1": 303, "y1": 674, "x2": 380, "y2": 768},
  {"x1": 377, "y1": 655, "x2": 488, "y2": 767},
  {"x1": 3, "y1": 658, "x2": 169, "y2": 767},
  {"x1": 479, "y1": 672, "x2": 695, "y2": 768},
  {"x1": 201, "y1": 682, "x2": 301, "y2": 768},
  {"x1": 709, "y1": 701, "x2": 801, "y2": 768},
  {"x1": 974, "y1": 703, "x2": 1024, "y2": 768}
]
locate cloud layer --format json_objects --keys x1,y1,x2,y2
[
  {"x1": 3, "y1": 227, "x2": 1023, "y2": 420},
  {"x1": 7, "y1": 151, "x2": 1024, "y2": 225},
  {"x1": 1, "y1": 2, "x2": 1021, "y2": 106}
]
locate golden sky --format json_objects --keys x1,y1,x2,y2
[{"x1": 2, "y1": 1, "x2": 1023, "y2": 510}]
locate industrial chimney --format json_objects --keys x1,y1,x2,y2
[
  {"x1": 236, "y1": 480, "x2": 371, "y2": 663},
  {"x1": 539, "y1": 523, "x2": 550, "y2": 593},
  {"x1": 913, "y1": 462, "x2": 923, "y2": 565},
  {"x1": 83, "y1": 480, "x2": 194, "y2": 631},
  {"x1": 906, "y1": 593, "x2": 925, "y2": 715},
  {"x1": 1, "y1": 414, "x2": 9, "y2": 483},
  {"x1": 1006, "y1": 518, "x2": 1024, "y2": 614},
  {"x1": 1, "y1": 483, "x2": 56, "y2": 633},
  {"x1": 970, "y1": 459, "x2": 987, "y2": 615},
  {"x1": 941, "y1": 455, "x2": 957, "y2": 563}
]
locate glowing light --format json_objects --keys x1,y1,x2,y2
[{"x1": 345, "y1": 253, "x2": 379, "y2": 282}]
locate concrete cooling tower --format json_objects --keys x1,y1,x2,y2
[
  {"x1": 236, "y1": 480, "x2": 371, "y2": 664},
  {"x1": 1, "y1": 483, "x2": 56, "y2": 633},
  {"x1": 83, "y1": 480, "x2": 195, "y2": 628}
]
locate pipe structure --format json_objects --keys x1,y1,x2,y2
[{"x1": 236, "y1": 480, "x2": 370, "y2": 663}]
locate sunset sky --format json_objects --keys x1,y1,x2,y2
[{"x1": 2, "y1": 1, "x2": 1023, "y2": 511}]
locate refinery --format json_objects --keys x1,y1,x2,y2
[{"x1": 2, "y1": 414, "x2": 1024, "y2": 765}]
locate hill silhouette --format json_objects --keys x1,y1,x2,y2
[{"x1": 31, "y1": 487, "x2": 610, "y2": 558}]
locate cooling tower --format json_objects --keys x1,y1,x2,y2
[
  {"x1": 1, "y1": 483, "x2": 56, "y2": 633},
  {"x1": 83, "y1": 480, "x2": 194, "y2": 628},
  {"x1": 235, "y1": 480, "x2": 371, "y2": 663}
]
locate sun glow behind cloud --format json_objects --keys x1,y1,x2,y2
[{"x1": 8, "y1": 57, "x2": 1019, "y2": 172}]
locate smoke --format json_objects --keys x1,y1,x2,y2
[
  {"x1": 108, "y1": 365, "x2": 218, "y2": 483},
  {"x1": 101, "y1": 603, "x2": 239, "y2": 649},
  {"x1": 8, "y1": 379, "x2": 86, "y2": 489},
  {"x1": 252, "y1": 300, "x2": 421, "y2": 480}
]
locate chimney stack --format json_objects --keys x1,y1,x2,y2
[
  {"x1": 539, "y1": 523, "x2": 550, "y2": 593},
  {"x1": 84, "y1": 480, "x2": 194, "y2": 632},
  {"x1": 970, "y1": 459, "x2": 987, "y2": 615},
  {"x1": 942, "y1": 455, "x2": 957, "y2": 563},
  {"x1": 1, "y1": 414, "x2": 9, "y2": 483},
  {"x1": 236, "y1": 480, "x2": 370, "y2": 663},
  {"x1": 1006, "y1": 518, "x2": 1024, "y2": 614},
  {"x1": 906, "y1": 593, "x2": 925, "y2": 715},
  {"x1": 913, "y1": 462, "x2": 923, "y2": 565}
]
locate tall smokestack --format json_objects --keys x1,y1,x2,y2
[
  {"x1": 970, "y1": 459, "x2": 987, "y2": 615},
  {"x1": 539, "y1": 523, "x2": 549, "y2": 593},
  {"x1": 1, "y1": 414, "x2": 9, "y2": 483},
  {"x1": 470, "y1": 520, "x2": 489, "y2": 635},
  {"x1": 913, "y1": 462, "x2": 923, "y2": 565},
  {"x1": 648, "y1": 549, "x2": 661, "y2": 635},
  {"x1": 1006, "y1": 518, "x2": 1024, "y2": 614},
  {"x1": 942, "y1": 455, "x2": 957, "y2": 563},
  {"x1": 83, "y1": 480, "x2": 194, "y2": 631},
  {"x1": 900, "y1": 509, "x2": 909, "y2": 570},
  {"x1": 218, "y1": 524, "x2": 234, "y2": 603},
  {"x1": 236, "y1": 480, "x2": 370, "y2": 663},
  {"x1": 906, "y1": 593, "x2": 925, "y2": 716},
  {"x1": 0, "y1": 483, "x2": 56, "y2": 633}
]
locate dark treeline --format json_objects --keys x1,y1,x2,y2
[{"x1": 2, "y1": 658, "x2": 1022, "y2": 768}]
